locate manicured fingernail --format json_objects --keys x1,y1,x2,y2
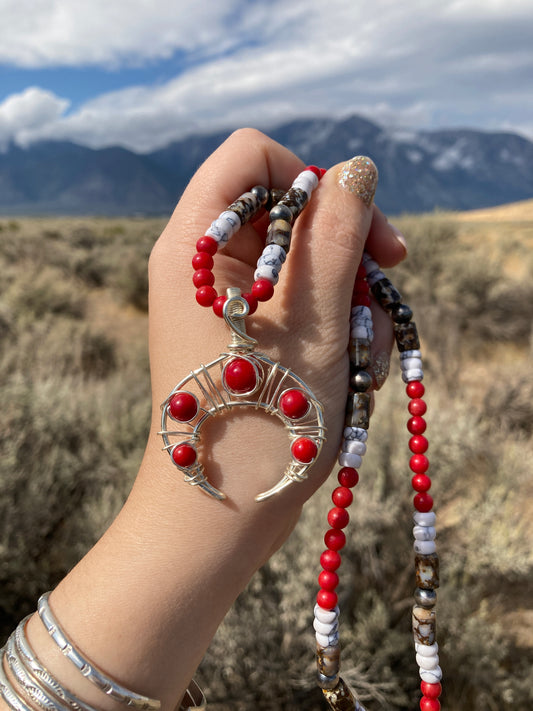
[
  {"x1": 389, "y1": 222, "x2": 408, "y2": 252},
  {"x1": 338, "y1": 156, "x2": 378, "y2": 207},
  {"x1": 371, "y1": 350, "x2": 390, "y2": 390}
]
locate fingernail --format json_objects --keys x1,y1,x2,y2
[
  {"x1": 338, "y1": 156, "x2": 378, "y2": 207},
  {"x1": 389, "y1": 222, "x2": 408, "y2": 253},
  {"x1": 371, "y1": 350, "x2": 390, "y2": 390}
]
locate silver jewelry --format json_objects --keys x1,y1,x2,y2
[
  {"x1": 37, "y1": 593, "x2": 160, "y2": 711},
  {"x1": 0, "y1": 652, "x2": 35, "y2": 711},
  {"x1": 9, "y1": 615, "x2": 100, "y2": 711},
  {"x1": 177, "y1": 680, "x2": 206, "y2": 710}
]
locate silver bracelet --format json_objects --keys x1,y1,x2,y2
[
  {"x1": 12, "y1": 614, "x2": 100, "y2": 711},
  {"x1": 0, "y1": 650, "x2": 35, "y2": 711},
  {"x1": 37, "y1": 592, "x2": 161, "y2": 711},
  {"x1": 177, "y1": 680, "x2": 206, "y2": 711}
]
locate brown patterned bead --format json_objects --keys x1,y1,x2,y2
[
  {"x1": 278, "y1": 187, "x2": 308, "y2": 219},
  {"x1": 412, "y1": 605, "x2": 437, "y2": 646},
  {"x1": 266, "y1": 188, "x2": 286, "y2": 210},
  {"x1": 394, "y1": 321, "x2": 420, "y2": 352},
  {"x1": 317, "y1": 643, "x2": 340, "y2": 679},
  {"x1": 266, "y1": 219, "x2": 292, "y2": 253},
  {"x1": 227, "y1": 194, "x2": 259, "y2": 224},
  {"x1": 322, "y1": 678, "x2": 366, "y2": 710},
  {"x1": 348, "y1": 338, "x2": 371, "y2": 371},
  {"x1": 345, "y1": 392, "x2": 370, "y2": 429},
  {"x1": 371, "y1": 277, "x2": 402, "y2": 310},
  {"x1": 415, "y1": 552, "x2": 440, "y2": 589}
]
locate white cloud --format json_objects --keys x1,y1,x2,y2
[
  {"x1": 1, "y1": 0, "x2": 533, "y2": 150},
  {"x1": 0, "y1": 87, "x2": 69, "y2": 149}
]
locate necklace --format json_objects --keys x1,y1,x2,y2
[{"x1": 159, "y1": 166, "x2": 442, "y2": 711}]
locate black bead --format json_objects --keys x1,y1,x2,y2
[
  {"x1": 250, "y1": 185, "x2": 269, "y2": 206},
  {"x1": 394, "y1": 321, "x2": 420, "y2": 352},
  {"x1": 371, "y1": 277, "x2": 402, "y2": 310},
  {"x1": 269, "y1": 203, "x2": 293, "y2": 223},
  {"x1": 391, "y1": 303, "x2": 413, "y2": 324},
  {"x1": 414, "y1": 587, "x2": 437, "y2": 608},
  {"x1": 350, "y1": 370, "x2": 372, "y2": 392}
]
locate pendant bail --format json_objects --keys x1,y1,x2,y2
[{"x1": 223, "y1": 288, "x2": 258, "y2": 353}]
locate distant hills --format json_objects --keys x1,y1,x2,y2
[{"x1": 1, "y1": 115, "x2": 533, "y2": 215}]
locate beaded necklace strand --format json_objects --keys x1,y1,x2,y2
[{"x1": 169, "y1": 165, "x2": 442, "y2": 709}]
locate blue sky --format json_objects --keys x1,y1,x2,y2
[{"x1": 0, "y1": 0, "x2": 532, "y2": 153}]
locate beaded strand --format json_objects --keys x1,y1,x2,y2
[
  {"x1": 315, "y1": 255, "x2": 442, "y2": 711},
  {"x1": 192, "y1": 166, "x2": 325, "y2": 316}
]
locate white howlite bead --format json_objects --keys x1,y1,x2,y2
[
  {"x1": 342, "y1": 440, "x2": 367, "y2": 456},
  {"x1": 413, "y1": 525, "x2": 436, "y2": 541},
  {"x1": 260, "y1": 243, "x2": 287, "y2": 264},
  {"x1": 362, "y1": 254, "x2": 379, "y2": 272},
  {"x1": 366, "y1": 269, "x2": 385, "y2": 287},
  {"x1": 402, "y1": 369, "x2": 424, "y2": 383},
  {"x1": 416, "y1": 653, "x2": 439, "y2": 670},
  {"x1": 414, "y1": 540, "x2": 437, "y2": 555},
  {"x1": 339, "y1": 452, "x2": 362, "y2": 469},
  {"x1": 257, "y1": 254, "x2": 284, "y2": 272},
  {"x1": 400, "y1": 349, "x2": 422, "y2": 360},
  {"x1": 400, "y1": 357, "x2": 423, "y2": 371},
  {"x1": 206, "y1": 218, "x2": 231, "y2": 244},
  {"x1": 219, "y1": 210, "x2": 241, "y2": 233},
  {"x1": 415, "y1": 642, "x2": 439, "y2": 656},
  {"x1": 254, "y1": 264, "x2": 279, "y2": 285},
  {"x1": 420, "y1": 666, "x2": 443, "y2": 683},
  {"x1": 313, "y1": 617, "x2": 339, "y2": 635},
  {"x1": 314, "y1": 604, "x2": 339, "y2": 624},
  {"x1": 351, "y1": 325, "x2": 373, "y2": 340},
  {"x1": 343, "y1": 427, "x2": 368, "y2": 442},
  {"x1": 351, "y1": 305, "x2": 372, "y2": 322},
  {"x1": 413, "y1": 511, "x2": 436, "y2": 527},
  {"x1": 292, "y1": 173, "x2": 318, "y2": 195},
  {"x1": 316, "y1": 630, "x2": 339, "y2": 648}
]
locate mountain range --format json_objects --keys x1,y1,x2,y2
[{"x1": 1, "y1": 115, "x2": 533, "y2": 215}]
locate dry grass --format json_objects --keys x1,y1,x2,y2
[{"x1": 0, "y1": 208, "x2": 531, "y2": 709}]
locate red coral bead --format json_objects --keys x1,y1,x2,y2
[
  {"x1": 420, "y1": 682, "x2": 442, "y2": 699},
  {"x1": 412, "y1": 473, "x2": 432, "y2": 492},
  {"x1": 223, "y1": 358, "x2": 257, "y2": 394},
  {"x1": 410, "y1": 435, "x2": 428, "y2": 453},
  {"x1": 316, "y1": 589, "x2": 338, "y2": 610},
  {"x1": 318, "y1": 570, "x2": 339, "y2": 591},
  {"x1": 332, "y1": 486, "x2": 353, "y2": 508},
  {"x1": 324, "y1": 529, "x2": 346, "y2": 551},
  {"x1": 168, "y1": 392, "x2": 198, "y2": 422},
  {"x1": 355, "y1": 294, "x2": 371, "y2": 307},
  {"x1": 338, "y1": 467, "x2": 359, "y2": 488},
  {"x1": 408, "y1": 416, "x2": 427, "y2": 435},
  {"x1": 279, "y1": 389, "x2": 309, "y2": 419},
  {"x1": 407, "y1": 381, "x2": 425, "y2": 398},
  {"x1": 414, "y1": 492, "x2": 434, "y2": 512},
  {"x1": 196, "y1": 236, "x2": 217, "y2": 255},
  {"x1": 192, "y1": 268, "x2": 215, "y2": 288},
  {"x1": 306, "y1": 165, "x2": 322, "y2": 178},
  {"x1": 291, "y1": 437, "x2": 318, "y2": 463},
  {"x1": 420, "y1": 698, "x2": 440, "y2": 711},
  {"x1": 242, "y1": 292, "x2": 258, "y2": 315},
  {"x1": 192, "y1": 252, "x2": 214, "y2": 270},
  {"x1": 212, "y1": 295, "x2": 227, "y2": 318},
  {"x1": 320, "y1": 549, "x2": 341, "y2": 571},
  {"x1": 327, "y1": 507, "x2": 350, "y2": 529},
  {"x1": 195, "y1": 285, "x2": 217, "y2": 306},
  {"x1": 319, "y1": 167, "x2": 327, "y2": 179},
  {"x1": 251, "y1": 278, "x2": 274, "y2": 302},
  {"x1": 172, "y1": 444, "x2": 196, "y2": 468},
  {"x1": 409, "y1": 398, "x2": 427, "y2": 416},
  {"x1": 410, "y1": 454, "x2": 429, "y2": 473}
]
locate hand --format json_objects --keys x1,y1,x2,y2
[{"x1": 20, "y1": 129, "x2": 407, "y2": 711}]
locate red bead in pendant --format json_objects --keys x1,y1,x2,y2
[
  {"x1": 332, "y1": 486, "x2": 353, "y2": 508},
  {"x1": 223, "y1": 358, "x2": 257, "y2": 394},
  {"x1": 324, "y1": 529, "x2": 346, "y2": 551},
  {"x1": 196, "y1": 285, "x2": 217, "y2": 307},
  {"x1": 327, "y1": 507, "x2": 350, "y2": 529},
  {"x1": 212, "y1": 295, "x2": 227, "y2": 318},
  {"x1": 338, "y1": 467, "x2": 359, "y2": 488},
  {"x1": 408, "y1": 416, "x2": 427, "y2": 435},
  {"x1": 409, "y1": 398, "x2": 427, "y2": 416},
  {"x1": 192, "y1": 252, "x2": 214, "y2": 270},
  {"x1": 172, "y1": 444, "x2": 197, "y2": 468},
  {"x1": 279, "y1": 389, "x2": 309, "y2": 419},
  {"x1": 196, "y1": 236, "x2": 217, "y2": 255},
  {"x1": 410, "y1": 435, "x2": 428, "y2": 453},
  {"x1": 192, "y1": 268, "x2": 215, "y2": 288},
  {"x1": 420, "y1": 698, "x2": 441, "y2": 711},
  {"x1": 318, "y1": 570, "x2": 339, "y2": 591},
  {"x1": 412, "y1": 473, "x2": 432, "y2": 492},
  {"x1": 414, "y1": 492, "x2": 434, "y2": 512},
  {"x1": 407, "y1": 381, "x2": 425, "y2": 398},
  {"x1": 251, "y1": 278, "x2": 274, "y2": 302},
  {"x1": 168, "y1": 391, "x2": 198, "y2": 422},
  {"x1": 291, "y1": 437, "x2": 318, "y2": 463}
]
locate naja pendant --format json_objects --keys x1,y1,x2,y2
[{"x1": 159, "y1": 290, "x2": 326, "y2": 502}]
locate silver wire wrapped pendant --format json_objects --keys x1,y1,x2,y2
[{"x1": 159, "y1": 290, "x2": 326, "y2": 502}]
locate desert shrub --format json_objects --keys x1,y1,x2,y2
[{"x1": 114, "y1": 245, "x2": 151, "y2": 311}]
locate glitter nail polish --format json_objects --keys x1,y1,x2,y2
[{"x1": 338, "y1": 156, "x2": 378, "y2": 207}]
